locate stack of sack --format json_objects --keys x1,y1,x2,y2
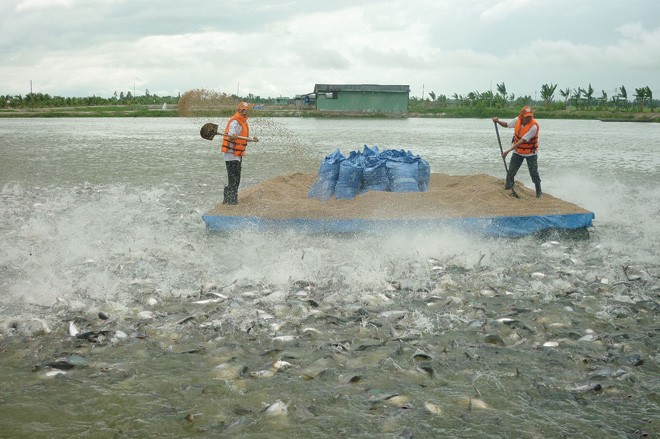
[{"x1": 308, "y1": 145, "x2": 431, "y2": 200}]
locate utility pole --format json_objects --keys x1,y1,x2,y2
[{"x1": 30, "y1": 80, "x2": 33, "y2": 94}]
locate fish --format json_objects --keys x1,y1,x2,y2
[
  {"x1": 569, "y1": 383, "x2": 602, "y2": 392},
  {"x1": 424, "y1": 402, "x2": 443, "y2": 415},
  {"x1": 460, "y1": 397, "x2": 490, "y2": 410},
  {"x1": 272, "y1": 335, "x2": 297, "y2": 342},
  {"x1": 250, "y1": 369, "x2": 275, "y2": 378},
  {"x1": 68, "y1": 321, "x2": 79, "y2": 337},
  {"x1": 412, "y1": 350, "x2": 433, "y2": 361},
  {"x1": 192, "y1": 298, "x2": 223, "y2": 304},
  {"x1": 264, "y1": 400, "x2": 289, "y2": 416}
]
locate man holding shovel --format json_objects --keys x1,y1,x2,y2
[
  {"x1": 222, "y1": 101, "x2": 259, "y2": 205},
  {"x1": 492, "y1": 106, "x2": 542, "y2": 198}
]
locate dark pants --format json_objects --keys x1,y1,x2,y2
[
  {"x1": 506, "y1": 154, "x2": 541, "y2": 188},
  {"x1": 224, "y1": 160, "x2": 242, "y2": 205}
]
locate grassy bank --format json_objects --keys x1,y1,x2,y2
[
  {"x1": 0, "y1": 105, "x2": 177, "y2": 118},
  {"x1": 1, "y1": 104, "x2": 657, "y2": 121},
  {"x1": 408, "y1": 104, "x2": 659, "y2": 122}
]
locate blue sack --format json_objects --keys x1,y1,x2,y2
[
  {"x1": 358, "y1": 144, "x2": 387, "y2": 192},
  {"x1": 380, "y1": 149, "x2": 406, "y2": 162},
  {"x1": 363, "y1": 156, "x2": 388, "y2": 192},
  {"x1": 309, "y1": 146, "x2": 431, "y2": 199},
  {"x1": 362, "y1": 144, "x2": 380, "y2": 157},
  {"x1": 308, "y1": 149, "x2": 345, "y2": 200},
  {"x1": 335, "y1": 151, "x2": 364, "y2": 199},
  {"x1": 418, "y1": 158, "x2": 431, "y2": 192},
  {"x1": 386, "y1": 159, "x2": 420, "y2": 192}
]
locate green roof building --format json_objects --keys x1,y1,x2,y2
[{"x1": 313, "y1": 84, "x2": 410, "y2": 114}]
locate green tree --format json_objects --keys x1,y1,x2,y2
[
  {"x1": 617, "y1": 85, "x2": 628, "y2": 108},
  {"x1": 634, "y1": 87, "x2": 648, "y2": 110},
  {"x1": 466, "y1": 91, "x2": 481, "y2": 106},
  {"x1": 599, "y1": 90, "x2": 608, "y2": 108},
  {"x1": 481, "y1": 90, "x2": 494, "y2": 106},
  {"x1": 496, "y1": 82, "x2": 507, "y2": 100},
  {"x1": 540, "y1": 83, "x2": 557, "y2": 105},
  {"x1": 571, "y1": 88, "x2": 583, "y2": 108},
  {"x1": 584, "y1": 84, "x2": 594, "y2": 108},
  {"x1": 559, "y1": 88, "x2": 570, "y2": 104}
]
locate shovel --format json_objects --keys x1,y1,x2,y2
[
  {"x1": 493, "y1": 121, "x2": 519, "y2": 199},
  {"x1": 200, "y1": 122, "x2": 253, "y2": 141}
]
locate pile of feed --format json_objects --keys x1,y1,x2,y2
[
  {"x1": 206, "y1": 173, "x2": 590, "y2": 220},
  {"x1": 177, "y1": 88, "x2": 239, "y2": 117}
]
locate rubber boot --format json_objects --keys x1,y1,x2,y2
[
  {"x1": 535, "y1": 183, "x2": 542, "y2": 198},
  {"x1": 227, "y1": 188, "x2": 239, "y2": 205},
  {"x1": 222, "y1": 186, "x2": 230, "y2": 205},
  {"x1": 504, "y1": 176, "x2": 514, "y2": 190}
]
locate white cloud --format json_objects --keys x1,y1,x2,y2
[
  {"x1": 1, "y1": 0, "x2": 658, "y2": 98},
  {"x1": 15, "y1": 0, "x2": 120, "y2": 12},
  {"x1": 479, "y1": 0, "x2": 531, "y2": 23}
]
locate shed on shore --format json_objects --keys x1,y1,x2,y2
[{"x1": 313, "y1": 84, "x2": 410, "y2": 114}]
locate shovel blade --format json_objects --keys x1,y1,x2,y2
[{"x1": 200, "y1": 123, "x2": 219, "y2": 141}]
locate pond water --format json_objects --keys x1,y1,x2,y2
[{"x1": 0, "y1": 117, "x2": 658, "y2": 438}]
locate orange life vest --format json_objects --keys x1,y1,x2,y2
[
  {"x1": 221, "y1": 112, "x2": 249, "y2": 156},
  {"x1": 513, "y1": 116, "x2": 539, "y2": 155}
]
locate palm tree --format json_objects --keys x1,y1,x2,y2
[
  {"x1": 618, "y1": 85, "x2": 628, "y2": 108},
  {"x1": 466, "y1": 91, "x2": 482, "y2": 106},
  {"x1": 540, "y1": 83, "x2": 557, "y2": 105},
  {"x1": 634, "y1": 87, "x2": 648, "y2": 110},
  {"x1": 572, "y1": 88, "x2": 584, "y2": 108},
  {"x1": 559, "y1": 88, "x2": 570, "y2": 104},
  {"x1": 496, "y1": 83, "x2": 507, "y2": 101},
  {"x1": 584, "y1": 84, "x2": 594, "y2": 108},
  {"x1": 600, "y1": 90, "x2": 608, "y2": 108}
]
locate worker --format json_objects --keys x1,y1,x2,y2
[
  {"x1": 221, "y1": 101, "x2": 259, "y2": 204},
  {"x1": 492, "y1": 106, "x2": 542, "y2": 198}
]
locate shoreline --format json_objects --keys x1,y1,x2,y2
[{"x1": 1, "y1": 106, "x2": 658, "y2": 122}]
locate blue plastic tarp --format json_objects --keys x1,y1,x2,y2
[{"x1": 203, "y1": 212, "x2": 595, "y2": 237}]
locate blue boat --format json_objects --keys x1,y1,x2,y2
[{"x1": 202, "y1": 173, "x2": 594, "y2": 238}]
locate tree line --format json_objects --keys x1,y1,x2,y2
[
  {"x1": 2, "y1": 83, "x2": 656, "y2": 112},
  {"x1": 0, "y1": 90, "x2": 179, "y2": 109},
  {"x1": 420, "y1": 83, "x2": 655, "y2": 111}
]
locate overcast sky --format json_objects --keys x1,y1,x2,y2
[{"x1": 1, "y1": 0, "x2": 659, "y2": 100}]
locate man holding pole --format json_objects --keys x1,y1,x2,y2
[{"x1": 492, "y1": 106, "x2": 542, "y2": 198}]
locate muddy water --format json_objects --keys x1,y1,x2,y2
[{"x1": 0, "y1": 117, "x2": 658, "y2": 438}]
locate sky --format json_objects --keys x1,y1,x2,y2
[{"x1": 1, "y1": 0, "x2": 659, "y2": 100}]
